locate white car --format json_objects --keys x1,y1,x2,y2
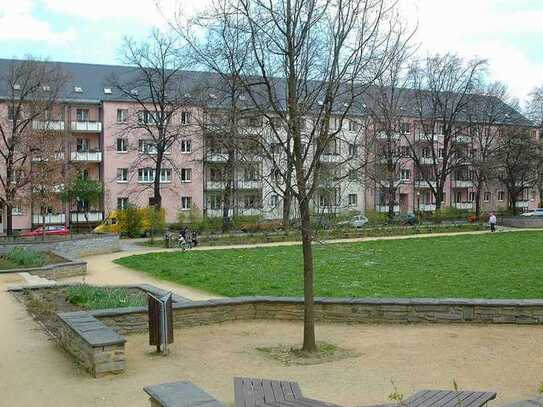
[
  {"x1": 338, "y1": 215, "x2": 369, "y2": 228},
  {"x1": 521, "y1": 208, "x2": 543, "y2": 217}
]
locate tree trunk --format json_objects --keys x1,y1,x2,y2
[
  {"x1": 299, "y1": 196, "x2": 317, "y2": 353},
  {"x1": 387, "y1": 181, "x2": 396, "y2": 220},
  {"x1": 6, "y1": 203, "x2": 13, "y2": 236},
  {"x1": 510, "y1": 192, "x2": 517, "y2": 215},
  {"x1": 282, "y1": 188, "x2": 292, "y2": 227},
  {"x1": 222, "y1": 151, "x2": 236, "y2": 232},
  {"x1": 435, "y1": 188, "x2": 443, "y2": 211},
  {"x1": 475, "y1": 188, "x2": 481, "y2": 219}
]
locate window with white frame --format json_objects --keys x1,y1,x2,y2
[
  {"x1": 400, "y1": 169, "x2": 411, "y2": 181},
  {"x1": 469, "y1": 192, "x2": 476, "y2": 202},
  {"x1": 181, "y1": 196, "x2": 192, "y2": 210},
  {"x1": 243, "y1": 165, "x2": 258, "y2": 181},
  {"x1": 243, "y1": 194, "x2": 260, "y2": 208},
  {"x1": 12, "y1": 206, "x2": 23, "y2": 215},
  {"x1": 138, "y1": 168, "x2": 155, "y2": 183},
  {"x1": 498, "y1": 190, "x2": 505, "y2": 201},
  {"x1": 348, "y1": 119, "x2": 359, "y2": 132},
  {"x1": 208, "y1": 194, "x2": 221, "y2": 210},
  {"x1": 76, "y1": 108, "x2": 89, "y2": 121},
  {"x1": 455, "y1": 191, "x2": 462, "y2": 203},
  {"x1": 181, "y1": 111, "x2": 191, "y2": 125},
  {"x1": 400, "y1": 122, "x2": 410, "y2": 134},
  {"x1": 270, "y1": 194, "x2": 279, "y2": 207},
  {"x1": 117, "y1": 197, "x2": 129, "y2": 210},
  {"x1": 160, "y1": 169, "x2": 172, "y2": 183},
  {"x1": 438, "y1": 148, "x2": 444, "y2": 158},
  {"x1": 484, "y1": 191, "x2": 491, "y2": 202},
  {"x1": 422, "y1": 147, "x2": 431, "y2": 158},
  {"x1": 180, "y1": 168, "x2": 192, "y2": 182},
  {"x1": 138, "y1": 110, "x2": 157, "y2": 124},
  {"x1": 271, "y1": 143, "x2": 282, "y2": 155},
  {"x1": 138, "y1": 139, "x2": 157, "y2": 154},
  {"x1": 180, "y1": 139, "x2": 192, "y2": 153},
  {"x1": 348, "y1": 169, "x2": 358, "y2": 181},
  {"x1": 435, "y1": 122, "x2": 443, "y2": 135},
  {"x1": 348, "y1": 194, "x2": 357, "y2": 206},
  {"x1": 116, "y1": 138, "x2": 128, "y2": 153},
  {"x1": 116, "y1": 168, "x2": 128, "y2": 183},
  {"x1": 323, "y1": 138, "x2": 339, "y2": 155},
  {"x1": 76, "y1": 138, "x2": 89, "y2": 152},
  {"x1": 116, "y1": 109, "x2": 128, "y2": 123},
  {"x1": 348, "y1": 143, "x2": 358, "y2": 157}
]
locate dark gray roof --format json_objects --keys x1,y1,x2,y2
[{"x1": 0, "y1": 58, "x2": 533, "y2": 126}]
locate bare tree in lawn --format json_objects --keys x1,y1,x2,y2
[
  {"x1": 526, "y1": 85, "x2": 543, "y2": 205},
  {"x1": 494, "y1": 125, "x2": 539, "y2": 215},
  {"x1": 233, "y1": 0, "x2": 406, "y2": 352},
  {"x1": 364, "y1": 33, "x2": 414, "y2": 219},
  {"x1": 406, "y1": 54, "x2": 487, "y2": 212},
  {"x1": 464, "y1": 82, "x2": 513, "y2": 218},
  {"x1": 0, "y1": 58, "x2": 67, "y2": 235},
  {"x1": 109, "y1": 29, "x2": 192, "y2": 213}
]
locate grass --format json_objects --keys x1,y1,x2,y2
[
  {"x1": 115, "y1": 231, "x2": 543, "y2": 299},
  {"x1": 0, "y1": 248, "x2": 66, "y2": 270},
  {"x1": 65, "y1": 284, "x2": 147, "y2": 310}
]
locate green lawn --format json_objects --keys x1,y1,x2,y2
[{"x1": 114, "y1": 231, "x2": 543, "y2": 299}]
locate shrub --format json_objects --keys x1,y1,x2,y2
[
  {"x1": 6, "y1": 247, "x2": 46, "y2": 267},
  {"x1": 118, "y1": 205, "x2": 143, "y2": 238},
  {"x1": 65, "y1": 284, "x2": 147, "y2": 310},
  {"x1": 365, "y1": 210, "x2": 388, "y2": 225}
]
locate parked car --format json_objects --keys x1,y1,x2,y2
[
  {"x1": 521, "y1": 208, "x2": 543, "y2": 217},
  {"x1": 19, "y1": 225, "x2": 70, "y2": 237},
  {"x1": 388, "y1": 213, "x2": 417, "y2": 225},
  {"x1": 337, "y1": 215, "x2": 369, "y2": 228}
]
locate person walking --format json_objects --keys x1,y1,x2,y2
[{"x1": 489, "y1": 211, "x2": 497, "y2": 232}]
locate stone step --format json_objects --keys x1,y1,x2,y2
[{"x1": 17, "y1": 272, "x2": 56, "y2": 286}]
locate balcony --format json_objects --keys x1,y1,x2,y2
[
  {"x1": 376, "y1": 205, "x2": 400, "y2": 213},
  {"x1": 70, "y1": 212, "x2": 104, "y2": 223},
  {"x1": 32, "y1": 213, "x2": 66, "y2": 224},
  {"x1": 320, "y1": 154, "x2": 343, "y2": 163},
  {"x1": 455, "y1": 135, "x2": 471, "y2": 144},
  {"x1": 454, "y1": 202, "x2": 474, "y2": 210},
  {"x1": 415, "y1": 180, "x2": 437, "y2": 189},
  {"x1": 237, "y1": 180, "x2": 262, "y2": 190},
  {"x1": 418, "y1": 204, "x2": 436, "y2": 212},
  {"x1": 70, "y1": 151, "x2": 103, "y2": 162},
  {"x1": 418, "y1": 157, "x2": 435, "y2": 165},
  {"x1": 515, "y1": 201, "x2": 529, "y2": 208},
  {"x1": 32, "y1": 120, "x2": 65, "y2": 131},
  {"x1": 377, "y1": 131, "x2": 401, "y2": 140},
  {"x1": 452, "y1": 180, "x2": 473, "y2": 188},
  {"x1": 206, "y1": 153, "x2": 229, "y2": 162},
  {"x1": 32, "y1": 152, "x2": 65, "y2": 162},
  {"x1": 71, "y1": 121, "x2": 102, "y2": 132},
  {"x1": 32, "y1": 184, "x2": 64, "y2": 193},
  {"x1": 206, "y1": 208, "x2": 262, "y2": 217}
]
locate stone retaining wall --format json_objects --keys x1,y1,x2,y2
[
  {"x1": 91, "y1": 297, "x2": 543, "y2": 335},
  {"x1": 0, "y1": 259, "x2": 87, "y2": 279},
  {"x1": 0, "y1": 233, "x2": 119, "y2": 259},
  {"x1": 501, "y1": 217, "x2": 543, "y2": 228}
]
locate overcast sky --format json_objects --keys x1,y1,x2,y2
[{"x1": 0, "y1": 0, "x2": 542, "y2": 104}]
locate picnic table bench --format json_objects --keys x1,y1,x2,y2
[
  {"x1": 144, "y1": 381, "x2": 225, "y2": 407},
  {"x1": 367, "y1": 390, "x2": 496, "y2": 407}
]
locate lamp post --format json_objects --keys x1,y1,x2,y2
[{"x1": 416, "y1": 191, "x2": 421, "y2": 215}]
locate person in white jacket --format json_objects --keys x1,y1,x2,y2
[{"x1": 489, "y1": 212, "x2": 497, "y2": 232}]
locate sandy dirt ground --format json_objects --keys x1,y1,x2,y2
[{"x1": 1, "y1": 279, "x2": 542, "y2": 407}]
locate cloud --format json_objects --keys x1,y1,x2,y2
[{"x1": 0, "y1": 1, "x2": 76, "y2": 44}]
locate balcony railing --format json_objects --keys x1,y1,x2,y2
[
  {"x1": 70, "y1": 212, "x2": 104, "y2": 223},
  {"x1": 71, "y1": 121, "x2": 102, "y2": 132},
  {"x1": 376, "y1": 205, "x2": 400, "y2": 213},
  {"x1": 415, "y1": 180, "x2": 437, "y2": 189},
  {"x1": 206, "y1": 208, "x2": 262, "y2": 217},
  {"x1": 452, "y1": 180, "x2": 473, "y2": 188},
  {"x1": 32, "y1": 152, "x2": 65, "y2": 162},
  {"x1": 320, "y1": 154, "x2": 343, "y2": 163},
  {"x1": 32, "y1": 213, "x2": 66, "y2": 224},
  {"x1": 70, "y1": 151, "x2": 103, "y2": 162},
  {"x1": 32, "y1": 184, "x2": 64, "y2": 193},
  {"x1": 418, "y1": 203, "x2": 436, "y2": 212},
  {"x1": 515, "y1": 201, "x2": 529, "y2": 208},
  {"x1": 206, "y1": 153, "x2": 229, "y2": 162},
  {"x1": 454, "y1": 202, "x2": 474, "y2": 210},
  {"x1": 32, "y1": 120, "x2": 65, "y2": 131}
]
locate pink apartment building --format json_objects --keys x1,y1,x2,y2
[{"x1": 0, "y1": 59, "x2": 538, "y2": 233}]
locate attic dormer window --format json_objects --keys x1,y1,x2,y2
[
  {"x1": 318, "y1": 100, "x2": 324, "y2": 106},
  {"x1": 209, "y1": 93, "x2": 217, "y2": 99},
  {"x1": 104, "y1": 88, "x2": 112, "y2": 94},
  {"x1": 43, "y1": 85, "x2": 51, "y2": 92},
  {"x1": 74, "y1": 86, "x2": 83, "y2": 93},
  {"x1": 13, "y1": 84, "x2": 21, "y2": 90},
  {"x1": 130, "y1": 89, "x2": 138, "y2": 96},
  {"x1": 239, "y1": 95, "x2": 247, "y2": 101}
]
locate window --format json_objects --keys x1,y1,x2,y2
[
  {"x1": 470, "y1": 148, "x2": 478, "y2": 158},
  {"x1": 208, "y1": 194, "x2": 221, "y2": 210},
  {"x1": 181, "y1": 111, "x2": 191, "y2": 125},
  {"x1": 270, "y1": 194, "x2": 279, "y2": 207},
  {"x1": 399, "y1": 145, "x2": 410, "y2": 156},
  {"x1": 272, "y1": 168, "x2": 282, "y2": 183},
  {"x1": 348, "y1": 194, "x2": 358, "y2": 206},
  {"x1": 400, "y1": 122, "x2": 410, "y2": 134},
  {"x1": 138, "y1": 168, "x2": 155, "y2": 183},
  {"x1": 116, "y1": 168, "x2": 128, "y2": 183},
  {"x1": 181, "y1": 168, "x2": 192, "y2": 182},
  {"x1": 455, "y1": 191, "x2": 462, "y2": 203},
  {"x1": 438, "y1": 148, "x2": 444, "y2": 158},
  {"x1": 348, "y1": 169, "x2": 358, "y2": 181},
  {"x1": 484, "y1": 192, "x2": 491, "y2": 202},
  {"x1": 116, "y1": 138, "x2": 128, "y2": 153},
  {"x1": 497, "y1": 190, "x2": 505, "y2": 202},
  {"x1": 76, "y1": 109, "x2": 89, "y2": 121},
  {"x1": 209, "y1": 167, "x2": 223, "y2": 182},
  {"x1": 400, "y1": 169, "x2": 410, "y2": 181},
  {"x1": 117, "y1": 197, "x2": 129, "y2": 210},
  {"x1": 116, "y1": 109, "x2": 128, "y2": 123},
  {"x1": 348, "y1": 120, "x2": 359, "y2": 132},
  {"x1": 76, "y1": 138, "x2": 89, "y2": 152},
  {"x1": 469, "y1": 192, "x2": 476, "y2": 202},
  {"x1": 138, "y1": 140, "x2": 157, "y2": 154},
  {"x1": 348, "y1": 143, "x2": 358, "y2": 157},
  {"x1": 7, "y1": 106, "x2": 17, "y2": 121},
  {"x1": 243, "y1": 194, "x2": 260, "y2": 208},
  {"x1": 248, "y1": 116, "x2": 262, "y2": 128},
  {"x1": 160, "y1": 169, "x2": 172, "y2": 183},
  {"x1": 138, "y1": 110, "x2": 157, "y2": 124},
  {"x1": 42, "y1": 85, "x2": 51, "y2": 92},
  {"x1": 323, "y1": 138, "x2": 339, "y2": 155},
  {"x1": 271, "y1": 143, "x2": 282, "y2": 155},
  {"x1": 181, "y1": 196, "x2": 192, "y2": 210},
  {"x1": 80, "y1": 169, "x2": 89, "y2": 180},
  {"x1": 435, "y1": 123, "x2": 443, "y2": 135},
  {"x1": 104, "y1": 88, "x2": 112, "y2": 94},
  {"x1": 12, "y1": 206, "x2": 23, "y2": 216},
  {"x1": 243, "y1": 165, "x2": 258, "y2": 181},
  {"x1": 181, "y1": 139, "x2": 192, "y2": 153},
  {"x1": 74, "y1": 86, "x2": 83, "y2": 93},
  {"x1": 421, "y1": 147, "x2": 431, "y2": 158}
]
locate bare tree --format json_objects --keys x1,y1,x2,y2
[
  {"x1": 229, "y1": 0, "x2": 406, "y2": 352},
  {"x1": 526, "y1": 85, "x2": 543, "y2": 130},
  {"x1": 495, "y1": 125, "x2": 538, "y2": 214},
  {"x1": 109, "y1": 29, "x2": 192, "y2": 212},
  {"x1": 407, "y1": 54, "x2": 487, "y2": 211},
  {"x1": 0, "y1": 58, "x2": 67, "y2": 235}
]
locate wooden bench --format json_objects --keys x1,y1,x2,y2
[
  {"x1": 144, "y1": 381, "x2": 225, "y2": 407},
  {"x1": 366, "y1": 390, "x2": 497, "y2": 407},
  {"x1": 234, "y1": 377, "x2": 341, "y2": 407}
]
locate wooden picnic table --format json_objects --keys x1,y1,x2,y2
[{"x1": 369, "y1": 390, "x2": 497, "y2": 407}]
